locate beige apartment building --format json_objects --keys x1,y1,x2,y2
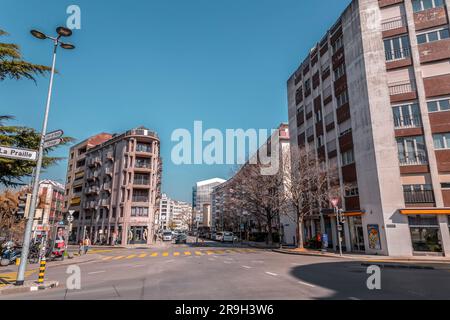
[
  {"x1": 65, "y1": 127, "x2": 162, "y2": 246},
  {"x1": 287, "y1": 0, "x2": 450, "y2": 256}
]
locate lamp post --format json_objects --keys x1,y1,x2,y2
[{"x1": 16, "y1": 27, "x2": 75, "y2": 286}]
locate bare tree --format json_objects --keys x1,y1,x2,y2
[{"x1": 283, "y1": 147, "x2": 341, "y2": 249}]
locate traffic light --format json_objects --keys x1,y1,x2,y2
[{"x1": 17, "y1": 194, "x2": 29, "y2": 218}]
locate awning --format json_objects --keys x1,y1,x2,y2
[
  {"x1": 328, "y1": 211, "x2": 364, "y2": 218},
  {"x1": 400, "y1": 209, "x2": 450, "y2": 215}
]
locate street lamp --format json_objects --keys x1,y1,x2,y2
[{"x1": 16, "y1": 27, "x2": 75, "y2": 286}]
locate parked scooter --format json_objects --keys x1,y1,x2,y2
[{"x1": 0, "y1": 241, "x2": 21, "y2": 266}]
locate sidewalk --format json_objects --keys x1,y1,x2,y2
[{"x1": 273, "y1": 247, "x2": 450, "y2": 265}]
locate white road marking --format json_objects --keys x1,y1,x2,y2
[
  {"x1": 265, "y1": 272, "x2": 278, "y2": 276},
  {"x1": 166, "y1": 259, "x2": 175, "y2": 263},
  {"x1": 132, "y1": 265, "x2": 145, "y2": 268},
  {"x1": 298, "y1": 281, "x2": 316, "y2": 288},
  {"x1": 242, "y1": 265, "x2": 252, "y2": 269},
  {"x1": 88, "y1": 270, "x2": 106, "y2": 275},
  {"x1": 348, "y1": 297, "x2": 360, "y2": 300}
]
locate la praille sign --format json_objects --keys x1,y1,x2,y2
[{"x1": 0, "y1": 145, "x2": 38, "y2": 161}]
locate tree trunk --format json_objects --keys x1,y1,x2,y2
[
  {"x1": 297, "y1": 215, "x2": 305, "y2": 249},
  {"x1": 266, "y1": 214, "x2": 273, "y2": 245}
]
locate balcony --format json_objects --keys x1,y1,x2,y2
[
  {"x1": 86, "y1": 186, "x2": 100, "y2": 195},
  {"x1": 132, "y1": 196, "x2": 149, "y2": 203},
  {"x1": 382, "y1": 16, "x2": 407, "y2": 38},
  {"x1": 134, "y1": 178, "x2": 150, "y2": 186},
  {"x1": 399, "y1": 152, "x2": 428, "y2": 166},
  {"x1": 394, "y1": 115, "x2": 422, "y2": 129},
  {"x1": 404, "y1": 190, "x2": 435, "y2": 204},
  {"x1": 389, "y1": 81, "x2": 417, "y2": 103}
]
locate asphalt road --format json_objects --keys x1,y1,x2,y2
[{"x1": 2, "y1": 238, "x2": 450, "y2": 300}]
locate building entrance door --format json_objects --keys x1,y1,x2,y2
[{"x1": 349, "y1": 216, "x2": 365, "y2": 252}]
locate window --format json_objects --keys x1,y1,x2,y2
[
  {"x1": 332, "y1": 36, "x2": 343, "y2": 54},
  {"x1": 433, "y1": 133, "x2": 450, "y2": 149},
  {"x1": 392, "y1": 103, "x2": 421, "y2": 128},
  {"x1": 136, "y1": 143, "x2": 152, "y2": 153},
  {"x1": 397, "y1": 136, "x2": 428, "y2": 165},
  {"x1": 403, "y1": 184, "x2": 435, "y2": 204},
  {"x1": 135, "y1": 158, "x2": 151, "y2": 168},
  {"x1": 384, "y1": 35, "x2": 410, "y2": 61},
  {"x1": 341, "y1": 149, "x2": 355, "y2": 166},
  {"x1": 327, "y1": 139, "x2": 337, "y2": 152},
  {"x1": 427, "y1": 98, "x2": 450, "y2": 112},
  {"x1": 336, "y1": 91, "x2": 349, "y2": 108},
  {"x1": 334, "y1": 64, "x2": 345, "y2": 79},
  {"x1": 325, "y1": 112, "x2": 334, "y2": 126},
  {"x1": 417, "y1": 28, "x2": 450, "y2": 44},
  {"x1": 131, "y1": 207, "x2": 149, "y2": 217},
  {"x1": 441, "y1": 183, "x2": 450, "y2": 189},
  {"x1": 317, "y1": 135, "x2": 324, "y2": 148},
  {"x1": 132, "y1": 189, "x2": 149, "y2": 202},
  {"x1": 408, "y1": 214, "x2": 442, "y2": 253},
  {"x1": 315, "y1": 109, "x2": 322, "y2": 123},
  {"x1": 345, "y1": 186, "x2": 359, "y2": 197},
  {"x1": 304, "y1": 79, "x2": 311, "y2": 92},
  {"x1": 412, "y1": 0, "x2": 444, "y2": 12}
]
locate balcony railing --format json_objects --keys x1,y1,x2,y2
[
  {"x1": 389, "y1": 81, "x2": 416, "y2": 95},
  {"x1": 381, "y1": 16, "x2": 406, "y2": 31},
  {"x1": 385, "y1": 47, "x2": 410, "y2": 61},
  {"x1": 134, "y1": 178, "x2": 150, "y2": 186},
  {"x1": 394, "y1": 115, "x2": 422, "y2": 128},
  {"x1": 404, "y1": 190, "x2": 435, "y2": 204},
  {"x1": 399, "y1": 151, "x2": 428, "y2": 166},
  {"x1": 132, "y1": 196, "x2": 149, "y2": 202}
]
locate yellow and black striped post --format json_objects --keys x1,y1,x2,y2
[{"x1": 37, "y1": 257, "x2": 46, "y2": 284}]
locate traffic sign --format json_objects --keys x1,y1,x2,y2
[
  {"x1": 43, "y1": 138, "x2": 62, "y2": 149},
  {"x1": 68, "y1": 210, "x2": 75, "y2": 216},
  {"x1": 44, "y1": 130, "x2": 64, "y2": 142},
  {"x1": 0, "y1": 145, "x2": 38, "y2": 161},
  {"x1": 331, "y1": 198, "x2": 339, "y2": 208}
]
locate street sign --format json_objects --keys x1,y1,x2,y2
[
  {"x1": 68, "y1": 210, "x2": 75, "y2": 216},
  {"x1": 44, "y1": 130, "x2": 64, "y2": 142},
  {"x1": 43, "y1": 138, "x2": 62, "y2": 149},
  {"x1": 0, "y1": 145, "x2": 38, "y2": 161},
  {"x1": 331, "y1": 198, "x2": 339, "y2": 208}
]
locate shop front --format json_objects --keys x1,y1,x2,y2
[
  {"x1": 348, "y1": 215, "x2": 365, "y2": 252},
  {"x1": 400, "y1": 209, "x2": 450, "y2": 256},
  {"x1": 127, "y1": 226, "x2": 149, "y2": 244}
]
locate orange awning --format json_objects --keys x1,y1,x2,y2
[{"x1": 400, "y1": 209, "x2": 450, "y2": 215}]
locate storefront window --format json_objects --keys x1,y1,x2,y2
[
  {"x1": 408, "y1": 215, "x2": 443, "y2": 253},
  {"x1": 349, "y1": 216, "x2": 365, "y2": 252}
]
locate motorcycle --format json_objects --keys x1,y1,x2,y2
[{"x1": 1, "y1": 241, "x2": 21, "y2": 266}]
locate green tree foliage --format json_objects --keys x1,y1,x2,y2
[
  {"x1": 0, "y1": 30, "x2": 74, "y2": 187},
  {"x1": 0, "y1": 29, "x2": 51, "y2": 81}
]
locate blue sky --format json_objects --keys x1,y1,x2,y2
[{"x1": 1, "y1": 0, "x2": 349, "y2": 202}]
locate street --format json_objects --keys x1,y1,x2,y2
[{"x1": 2, "y1": 238, "x2": 450, "y2": 300}]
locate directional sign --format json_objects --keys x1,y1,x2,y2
[
  {"x1": 0, "y1": 145, "x2": 37, "y2": 161},
  {"x1": 43, "y1": 138, "x2": 62, "y2": 149},
  {"x1": 44, "y1": 130, "x2": 64, "y2": 142}
]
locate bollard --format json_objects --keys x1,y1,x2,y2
[
  {"x1": 37, "y1": 257, "x2": 46, "y2": 284},
  {"x1": 16, "y1": 257, "x2": 21, "y2": 266}
]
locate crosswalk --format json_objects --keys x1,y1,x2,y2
[{"x1": 100, "y1": 248, "x2": 258, "y2": 262}]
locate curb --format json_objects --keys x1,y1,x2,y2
[
  {"x1": 272, "y1": 249, "x2": 346, "y2": 259},
  {"x1": 361, "y1": 262, "x2": 435, "y2": 270},
  {"x1": 0, "y1": 281, "x2": 59, "y2": 296}
]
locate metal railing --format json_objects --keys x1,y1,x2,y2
[
  {"x1": 382, "y1": 16, "x2": 406, "y2": 31},
  {"x1": 399, "y1": 151, "x2": 428, "y2": 165},
  {"x1": 389, "y1": 81, "x2": 416, "y2": 95},
  {"x1": 404, "y1": 190, "x2": 435, "y2": 204},
  {"x1": 394, "y1": 115, "x2": 422, "y2": 128},
  {"x1": 385, "y1": 47, "x2": 410, "y2": 61},
  {"x1": 134, "y1": 178, "x2": 150, "y2": 186}
]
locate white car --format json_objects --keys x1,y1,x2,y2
[
  {"x1": 162, "y1": 231, "x2": 173, "y2": 241},
  {"x1": 222, "y1": 232, "x2": 234, "y2": 242}
]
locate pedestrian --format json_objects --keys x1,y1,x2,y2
[
  {"x1": 83, "y1": 237, "x2": 91, "y2": 255},
  {"x1": 78, "y1": 240, "x2": 84, "y2": 255}
]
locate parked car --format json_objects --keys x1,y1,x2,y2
[
  {"x1": 175, "y1": 233, "x2": 187, "y2": 244},
  {"x1": 222, "y1": 232, "x2": 234, "y2": 242},
  {"x1": 215, "y1": 232, "x2": 224, "y2": 242},
  {"x1": 162, "y1": 231, "x2": 173, "y2": 242}
]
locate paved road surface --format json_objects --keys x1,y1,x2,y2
[{"x1": 2, "y1": 239, "x2": 449, "y2": 300}]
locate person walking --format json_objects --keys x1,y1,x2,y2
[
  {"x1": 78, "y1": 240, "x2": 84, "y2": 255},
  {"x1": 83, "y1": 237, "x2": 91, "y2": 255}
]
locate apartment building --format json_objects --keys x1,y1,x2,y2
[
  {"x1": 192, "y1": 178, "x2": 226, "y2": 229},
  {"x1": 211, "y1": 124, "x2": 297, "y2": 245},
  {"x1": 65, "y1": 127, "x2": 162, "y2": 246},
  {"x1": 287, "y1": 0, "x2": 450, "y2": 256}
]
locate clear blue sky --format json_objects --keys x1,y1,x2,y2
[{"x1": 1, "y1": 0, "x2": 349, "y2": 202}]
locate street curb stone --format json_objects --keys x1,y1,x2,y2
[{"x1": 0, "y1": 280, "x2": 59, "y2": 296}]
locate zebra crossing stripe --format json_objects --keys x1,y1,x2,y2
[
  {"x1": 139, "y1": 253, "x2": 147, "y2": 258},
  {"x1": 184, "y1": 252, "x2": 191, "y2": 256},
  {"x1": 173, "y1": 252, "x2": 180, "y2": 256},
  {"x1": 126, "y1": 255, "x2": 137, "y2": 259}
]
